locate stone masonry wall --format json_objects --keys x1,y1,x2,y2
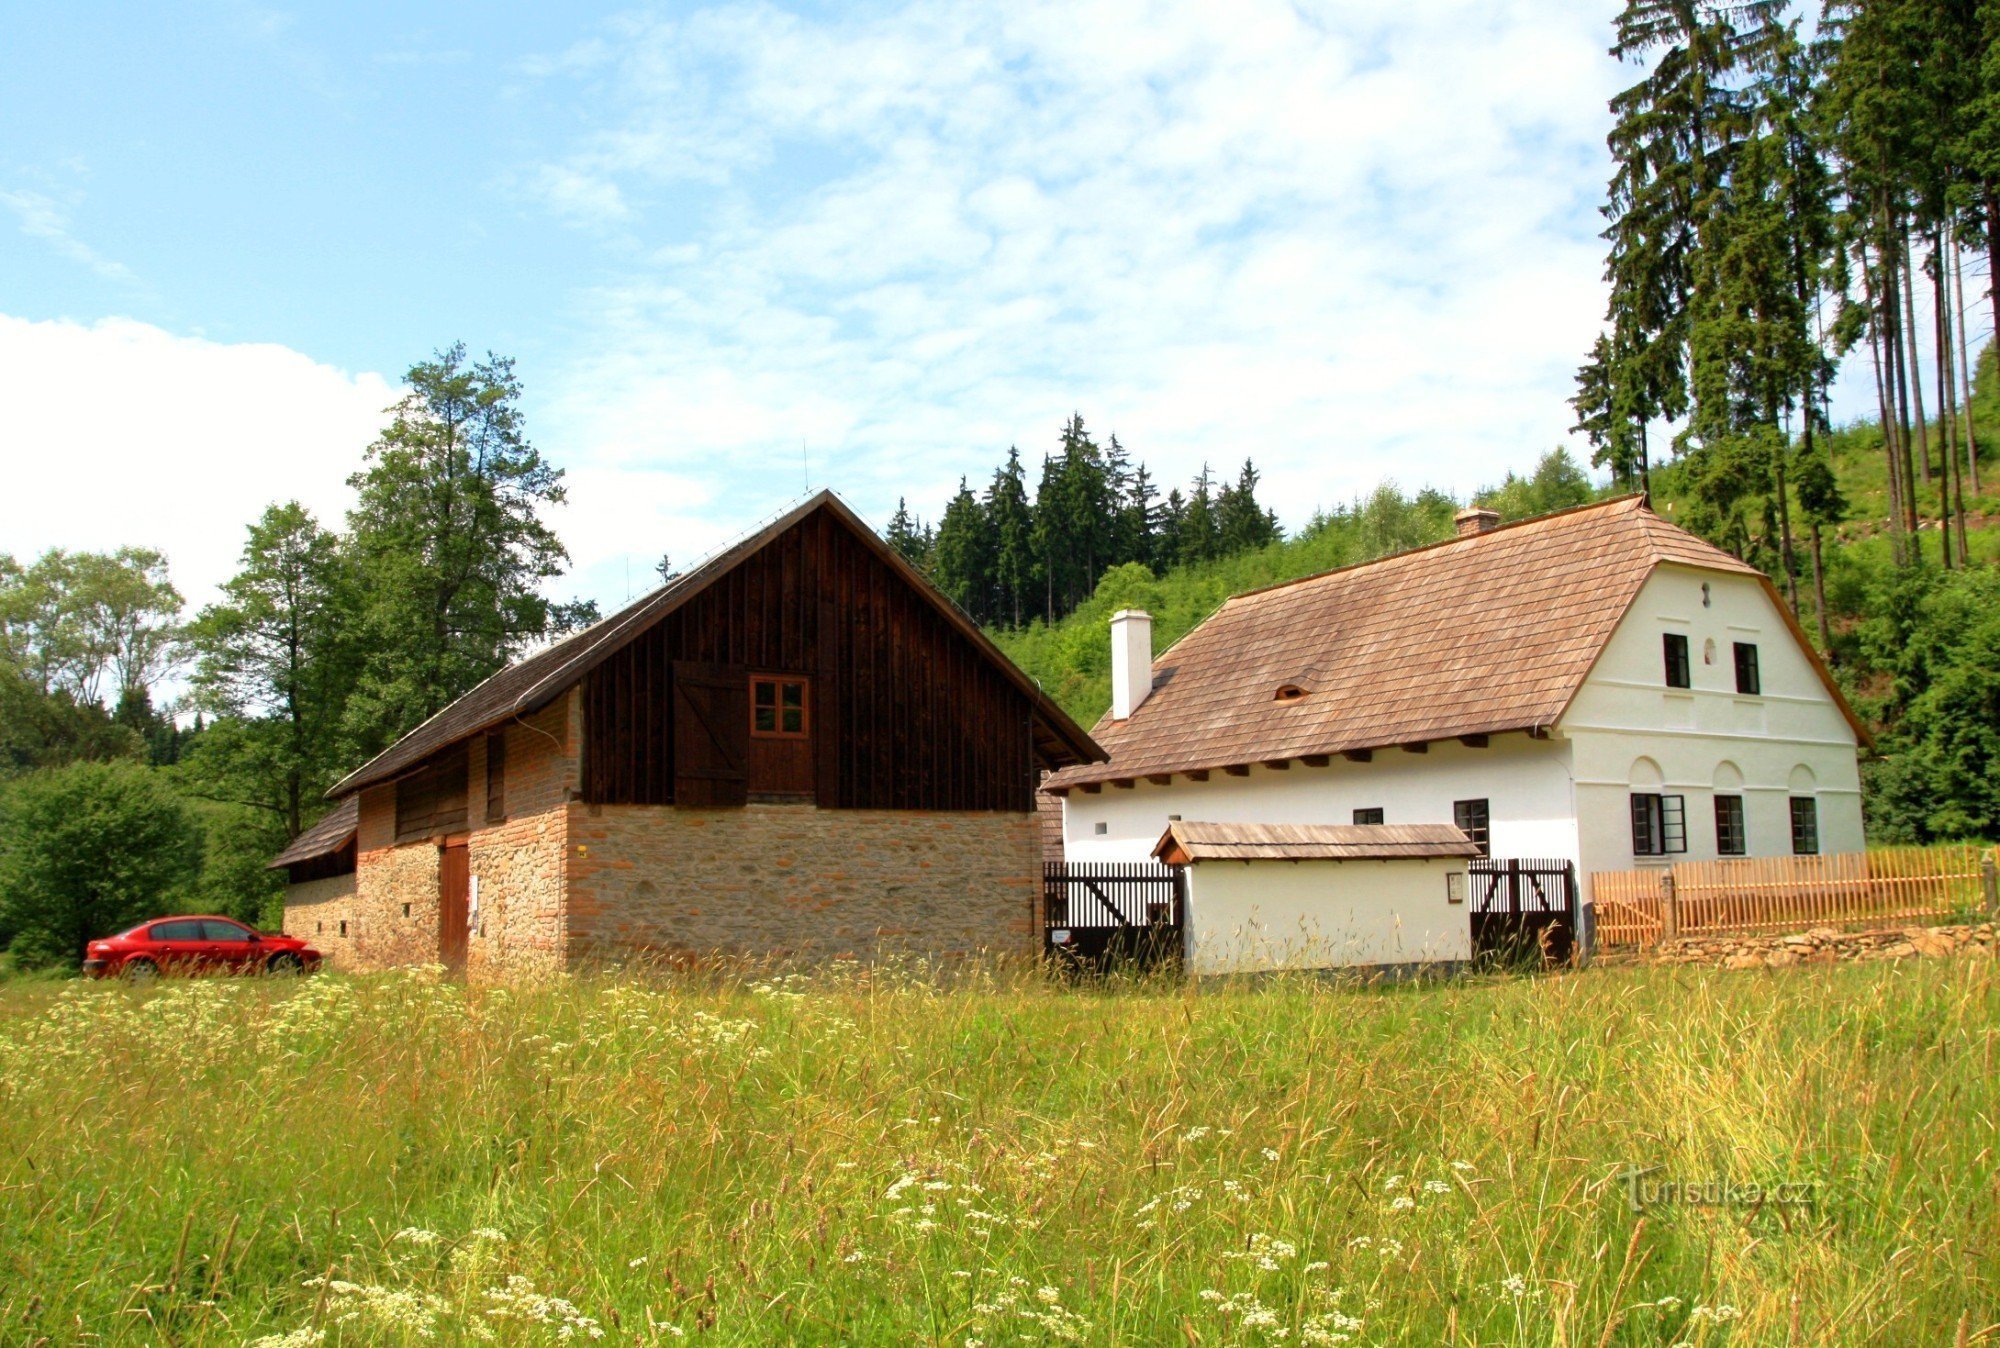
[
  {"x1": 465, "y1": 695, "x2": 577, "y2": 981},
  {"x1": 351, "y1": 783, "x2": 443, "y2": 971},
  {"x1": 565, "y1": 804, "x2": 1042, "y2": 964},
  {"x1": 346, "y1": 691, "x2": 580, "y2": 979},
  {"x1": 280, "y1": 874, "x2": 356, "y2": 968}
]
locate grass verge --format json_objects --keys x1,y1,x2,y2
[{"x1": 0, "y1": 955, "x2": 1994, "y2": 1344}]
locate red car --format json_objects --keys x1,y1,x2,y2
[{"x1": 83, "y1": 916, "x2": 323, "y2": 979}]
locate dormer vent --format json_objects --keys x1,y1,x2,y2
[{"x1": 1274, "y1": 684, "x2": 1308, "y2": 702}]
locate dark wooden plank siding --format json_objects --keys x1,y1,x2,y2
[{"x1": 581, "y1": 510, "x2": 1036, "y2": 811}]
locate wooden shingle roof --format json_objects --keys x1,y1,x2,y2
[
  {"x1": 1047, "y1": 496, "x2": 1861, "y2": 791},
  {"x1": 328, "y1": 490, "x2": 1105, "y2": 799},
  {"x1": 267, "y1": 796, "x2": 358, "y2": 869},
  {"x1": 1154, "y1": 821, "x2": 1479, "y2": 863}
]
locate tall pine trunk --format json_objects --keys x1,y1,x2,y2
[
  {"x1": 1954, "y1": 243, "x2": 1982, "y2": 494},
  {"x1": 1866, "y1": 286, "x2": 1907, "y2": 565},
  {"x1": 1933, "y1": 232, "x2": 1968, "y2": 564},
  {"x1": 1885, "y1": 242, "x2": 1924, "y2": 553},
  {"x1": 1900, "y1": 233, "x2": 1932, "y2": 488},
  {"x1": 1772, "y1": 403, "x2": 1799, "y2": 616}
]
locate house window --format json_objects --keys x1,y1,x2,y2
[
  {"x1": 1734, "y1": 642, "x2": 1761, "y2": 695},
  {"x1": 750, "y1": 675, "x2": 810, "y2": 739},
  {"x1": 1663, "y1": 633, "x2": 1691, "y2": 689},
  {"x1": 485, "y1": 729, "x2": 507, "y2": 823},
  {"x1": 1714, "y1": 794, "x2": 1746, "y2": 856},
  {"x1": 1093, "y1": 821, "x2": 1108, "y2": 835},
  {"x1": 1353, "y1": 807, "x2": 1384, "y2": 825},
  {"x1": 1452, "y1": 799, "x2": 1490, "y2": 857},
  {"x1": 1790, "y1": 797, "x2": 1819, "y2": 855},
  {"x1": 1631, "y1": 793, "x2": 1687, "y2": 856}
]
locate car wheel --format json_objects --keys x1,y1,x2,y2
[
  {"x1": 266, "y1": 952, "x2": 305, "y2": 976},
  {"x1": 123, "y1": 958, "x2": 158, "y2": 982}
]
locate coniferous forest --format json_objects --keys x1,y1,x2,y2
[{"x1": 4, "y1": 0, "x2": 2000, "y2": 969}]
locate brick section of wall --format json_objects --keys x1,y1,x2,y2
[
  {"x1": 466, "y1": 695, "x2": 577, "y2": 980},
  {"x1": 346, "y1": 692, "x2": 581, "y2": 978},
  {"x1": 280, "y1": 874, "x2": 357, "y2": 967},
  {"x1": 565, "y1": 804, "x2": 1042, "y2": 963}
]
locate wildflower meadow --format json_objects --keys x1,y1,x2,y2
[{"x1": 0, "y1": 955, "x2": 1994, "y2": 1344}]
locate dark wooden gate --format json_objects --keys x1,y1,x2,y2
[
  {"x1": 1469, "y1": 857, "x2": 1577, "y2": 966},
  {"x1": 1043, "y1": 862, "x2": 1184, "y2": 970}
]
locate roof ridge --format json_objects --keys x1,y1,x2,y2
[{"x1": 1224, "y1": 493, "x2": 1649, "y2": 606}]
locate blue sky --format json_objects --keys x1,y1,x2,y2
[{"x1": 0, "y1": 0, "x2": 1905, "y2": 622}]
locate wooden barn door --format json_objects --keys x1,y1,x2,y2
[
  {"x1": 438, "y1": 840, "x2": 469, "y2": 972},
  {"x1": 673, "y1": 661, "x2": 749, "y2": 807}
]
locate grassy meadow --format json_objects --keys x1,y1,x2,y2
[{"x1": 0, "y1": 956, "x2": 1996, "y2": 1346}]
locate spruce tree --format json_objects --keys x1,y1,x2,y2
[
  {"x1": 930, "y1": 479, "x2": 996, "y2": 622},
  {"x1": 985, "y1": 448, "x2": 1036, "y2": 628}
]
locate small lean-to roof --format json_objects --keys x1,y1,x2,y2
[
  {"x1": 327, "y1": 490, "x2": 1104, "y2": 799},
  {"x1": 1047, "y1": 495, "x2": 1867, "y2": 791},
  {"x1": 267, "y1": 796, "x2": 358, "y2": 869},
  {"x1": 1153, "y1": 821, "x2": 1479, "y2": 863}
]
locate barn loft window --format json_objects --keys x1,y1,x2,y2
[
  {"x1": 1663, "y1": 633, "x2": 1691, "y2": 689},
  {"x1": 395, "y1": 743, "x2": 469, "y2": 843},
  {"x1": 1274, "y1": 684, "x2": 1308, "y2": 702},
  {"x1": 750, "y1": 675, "x2": 810, "y2": 739}
]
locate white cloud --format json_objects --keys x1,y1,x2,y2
[
  {"x1": 518, "y1": 0, "x2": 1638, "y2": 537},
  {"x1": 1, "y1": 189, "x2": 138, "y2": 286},
  {"x1": 0, "y1": 315, "x2": 394, "y2": 612}
]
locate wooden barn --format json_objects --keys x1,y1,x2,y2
[{"x1": 270, "y1": 491, "x2": 1105, "y2": 977}]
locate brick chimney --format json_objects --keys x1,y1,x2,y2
[
  {"x1": 1110, "y1": 609, "x2": 1155, "y2": 720},
  {"x1": 1454, "y1": 507, "x2": 1501, "y2": 538}
]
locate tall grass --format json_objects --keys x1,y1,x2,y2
[{"x1": 0, "y1": 956, "x2": 1995, "y2": 1344}]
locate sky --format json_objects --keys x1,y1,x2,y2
[{"x1": 0, "y1": 0, "x2": 1912, "y2": 628}]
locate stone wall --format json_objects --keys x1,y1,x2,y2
[
  {"x1": 1632, "y1": 922, "x2": 1997, "y2": 970},
  {"x1": 566, "y1": 804, "x2": 1042, "y2": 964},
  {"x1": 351, "y1": 782, "x2": 444, "y2": 971},
  {"x1": 280, "y1": 874, "x2": 356, "y2": 968},
  {"x1": 465, "y1": 696, "x2": 576, "y2": 981},
  {"x1": 345, "y1": 692, "x2": 581, "y2": 979}
]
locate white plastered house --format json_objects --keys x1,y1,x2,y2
[{"x1": 1042, "y1": 496, "x2": 1870, "y2": 943}]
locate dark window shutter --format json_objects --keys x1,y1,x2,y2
[{"x1": 672, "y1": 661, "x2": 749, "y2": 808}]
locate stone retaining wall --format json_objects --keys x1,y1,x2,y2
[{"x1": 1631, "y1": 922, "x2": 1996, "y2": 970}]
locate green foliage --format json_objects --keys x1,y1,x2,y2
[
  {"x1": 0, "y1": 761, "x2": 201, "y2": 968},
  {"x1": 1859, "y1": 566, "x2": 2000, "y2": 842},
  {"x1": 186, "y1": 502, "x2": 361, "y2": 838},
  {"x1": 343, "y1": 343, "x2": 597, "y2": 755},
  {"x1": 1472, "y1": 448, "x2": 1597, "y2": 521}
]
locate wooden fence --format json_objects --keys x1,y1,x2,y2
[{"x1": 1591, "y1": 845, "x2": 2000, "y2": 949}]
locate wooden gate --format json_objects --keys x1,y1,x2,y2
[
  {"x1": 1043, "y1": 863, "x2": 1184, "y2": 970},
  {"x1": 1469, "y1": 857, "x2": 1576, "y2": 966}
]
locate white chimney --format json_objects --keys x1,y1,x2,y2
[{"x1": 1110, "y1": 609, "x2": 1155, "y2": 721}]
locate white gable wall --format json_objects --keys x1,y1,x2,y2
[
  {"x1": 1560, "y1": 563, "x2": 1864, "y2": 897},
  {"x1": 1061, "y1": 735, "x2": 1580, "y2": 869}
]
